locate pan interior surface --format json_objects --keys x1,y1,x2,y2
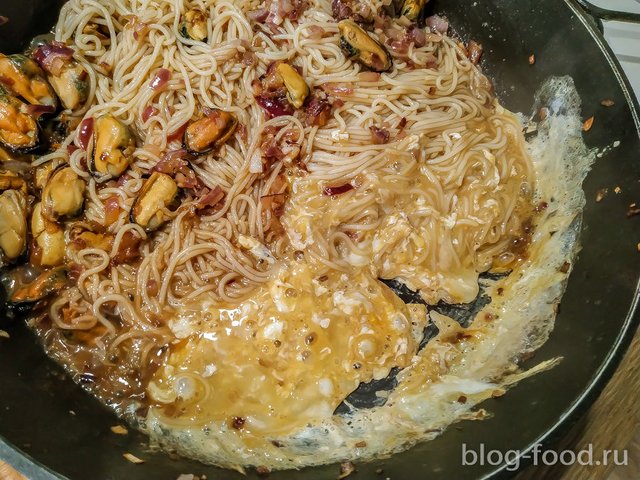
[{"x1": 0, "y1": 0, "x2": 639, "y2": 478}]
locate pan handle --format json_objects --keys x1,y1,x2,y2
[{"x1": 575, "y1": 0, "x2": 640, "y2": 31}]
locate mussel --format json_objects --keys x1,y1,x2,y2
[
  {"x1": 276, "y1": 63, "x2": 309, "y2": 109},
  {"x1": 0, "y1": 54, "x2": 57, "y2": 107},
  {"x1": 5, "y1": 265, "x2": 68, "y2": 310},
  {"x1": 338, "y1": 20, "x2": 392, "y2": 72},
  {"x1": 31, "y1": 202, "x2": 65, "y2": 267},
  {"x1": 0, "y1": 170, "x2": 27, "y2": 193},
  {"x1": 34, "y1": 162, "x2": 54, "y2": 190},
  {"x1": 130, "y1": 172, "x2": 178, "y2": 231},
  {"x1": 0, "y1": 89, "x2": 39, "y2": 151},
  {"x1": 180, "y1": 9, "x2": 208, "y2": 42},
  {"x1": 183, "y1": 109, "x2": 237, "y2": 154},
  {"x1": 0, "y1": 185, "x2": 27, "y2": 265},
  {"x1": 41, "y1": 165, "x2": 86, "y2": 221},
  {"x1": 401, "y1": 0, "x2": 429, "y2": 20},
  {"x1": 32, "y1": 41, "x2": 88, "y2": 110},
  {"x1": 48, "y1": 63, "x2": 89, "y2": 111},
  {"x1": 88, "y1": 114, "x2": 135, "y2": 179},
  {"x1": 69, "y1": 227, "x2": 114, "y2": 251}
]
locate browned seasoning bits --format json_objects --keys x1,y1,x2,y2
[
  {"x1": 528, "y1": 54, "x2": 536, "y2": 65},
  {"x1": 627, "y1": 203, "x2": 640, "y2": 218},
  {"x1": 595, "y1": 188, "x2": 608, "y2": 203},
  {"x1": 600, "y1": 98, "x2": 615, "y2": 107},
  {"x1": 338, "y1": 461, "x2": 356, "y2": 479},
  {"x1": 123, "y1": 453, "x2": 145, "y2": 464},
  {"x1": 256, "y1": 465, "x2": 271, "y2": 477}
]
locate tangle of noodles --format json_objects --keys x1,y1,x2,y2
[{"x1": 19, "y1": 0, "x2": 581, "y2": 471}]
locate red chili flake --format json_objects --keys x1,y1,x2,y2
[
  {"x1": 559, "y1": 261, "x2": 571, "y2": 273},
  {"x1": 582, "y1": 116, "x2": 594, "y2": 132},
  {"x1": 231, "y1": 416, "x2": 246, "y2": 429},
  {"x1": 457, "y1": 395, "x2": 468, "y2": 404},
  {"x1": 77, "y1": 117, "x2": 94, "y2": 150},
  {"x1": 322, "y1": 183, "x2": 354, "y2": 196},
  {"x1": 534, "y1": 201, "x2": 548, "y2": 212}
]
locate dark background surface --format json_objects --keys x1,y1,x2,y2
[{"x1": 0, "y1": 0, "x2": 639, "y2": 478}]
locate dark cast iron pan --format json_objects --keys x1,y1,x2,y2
[{"x1": 0, "y1": 0, "x2": 639, "y2": 478}]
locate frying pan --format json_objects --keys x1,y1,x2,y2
[{"x1": 0, "y1": 0, "x2": 639, "y2": 478}]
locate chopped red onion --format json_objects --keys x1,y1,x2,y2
[
  {"x1": 407, "y1": 25, "x2": 426, "y2": 47},
  {"x1": 321, "y1": 82, "x2": 354, "y2": 96},
  {"x1": 33, "y1": 41, "x2": 74, "y2": 76},
  {"x1": 331, "y1": 0, "x2": 353, "y2": 20},
  {"x1": 467, "y1": 41, "x2": 483, "y2": 65},
  {"x1": 369, "y1": 126, "x2": 390, "y2": 145},
  {"x1": 248, "y1": 8, "x2": 269, "y2": 22},
  {"x1": 197, "y1": 186, "x2": 225, "y2": 209},
  {"x1": 255, "y1": 94, "x2": 294, "y2": 118},
  {"x1": 307, "y1": 25, "x2": 325, "y2": 40},
  {"x1": 426, "y1": 15, "x2": 449, "y2": 34},
  {"x1": 142, "y1": 106, "x2": 159, "y2": 122},
  {"x1": 149, "y1": 68, "x2": 171, "y2": 90},
  {"x1": 305, "y1": 95, "x2": 333, "y2": 127},
  {"x1": 26, "y1": 104, "x2": 55, "y2": 118},
  {"x1": 77, "y1": 117, "x2": 94, "y2": 150},
  {"x1": 167, "y1": 122, "x2": 188, "y2": 143}
]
